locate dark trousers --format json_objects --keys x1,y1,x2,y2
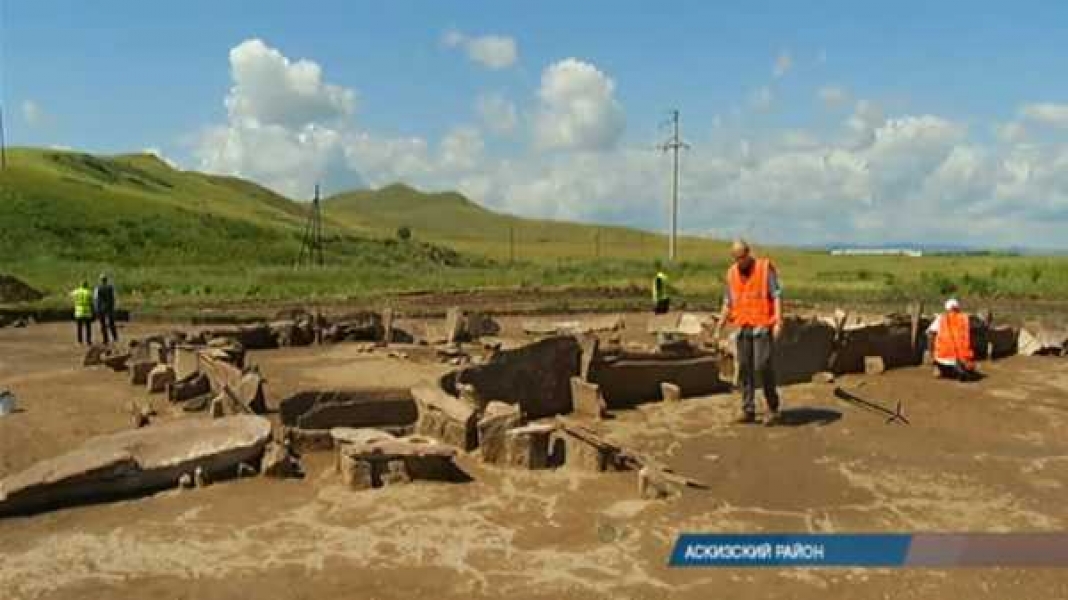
[
  {"x1": 653, "y1": 299, "x2": 670, "y2": 314},
  {"x1": 76, "y1": 317, "x2": 93, "y2": 345},
  {"x1": 936, "y1": 361, "x2": 981, "y2": 382},
  {"x1": 737, "y1": 328, "x2": 779, "y2": 415},
  {"x1": 98, "y1": 311, "x2": 118, "y2": 344}
]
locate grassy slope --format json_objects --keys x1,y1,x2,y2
[
  {"x1": 3, "y1": 147, "x2": 1068, "y2": 312},
  {"x1": 323, "y1": 183, "x2": 722, "y2": 262},
  {"x1": 325, "y1": 183, "x2": 1068, "y2": 307},
  {"x1": 0, "y1": 148, "x2": 496, "y2": 308}
]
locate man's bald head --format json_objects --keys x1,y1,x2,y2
[{"x1": 730, "y1": 239, "x2": 751, "y2": 260}]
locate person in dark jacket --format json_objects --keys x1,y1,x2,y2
[{"x1": 94, "y1": 274, "x2": 119, "y2": 344}]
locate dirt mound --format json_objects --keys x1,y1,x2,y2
[{"x1": 0, "y1": 275, "x2": 44, "y2": 303}]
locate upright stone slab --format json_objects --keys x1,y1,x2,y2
[
  {"x1": 197, "y1": 350, "x2": 266, "y2": 413},
  {"x1": 477, "y1": 401, "x2": 523, "y2": 464},
  {"x1": 445, "y1": 307, "x2": 464, "y2": 345},
  {"x1": 168, "y1": 372, "x2": 211, "y2": 403},
  {"x1": 579, "y1": 336, "x2": 600, "y2": 381},
  {"x1": 569, "y1": 377, "x2": 607, "y2": 420},
  {"x1": 450, "y1": 335, "x2": 582, "y2": 419},
  {"x1": 173, "y1": 345, "x2": 200, "y2": 381},
  {"x1": 463, "y1": 312, "x2": 500, "y2": 339},
  {"x1": 83, "y1": 345, "x2": 107, "y2": 367},
  {"x1": 660, "y1": 382, "x2": 682, "y2": 403},
  {"x1": 102, "y1": 351, "x2": 131, "y2": 371},
  {"x1": 382, "y1": 307, "x2": 394, "y2": 345},
  {"x1": 412, "y1": 384, "x2": 478, "y2": 451},
  {"x1": 147, "y1": 364, "x2": 176, "y2": 393},
  {"x1": 234, "y1": 372, "x2": 267, "y2": 414},
  {"x1": 504, "y1": 423, "x2": 554, "y2": 469},
  {"x1": 771, "y1": 317, "x2": 837, "y2": 384},
  {"x1": 864, "y1": 356, "x2": 886, "y2": 375},
  {"x1": 260, "y1": 441, "x2": 303, "y2": 478},
  {"x1": 555, "y1": 423, "x2": 625, "y2": 472},
  {"x1": 830, "y1": 316, "x2": 926, "y2": 373}
]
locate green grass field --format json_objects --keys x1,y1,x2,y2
[{"x1": 3, "y1": 146, "x2": 1068, "y2": 315}]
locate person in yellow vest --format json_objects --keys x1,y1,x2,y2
[
  {"x1": 70, "y1": 280, "x2": 94, "y2": 345},
  {"x1": 926, "y1": 298, "x2": 980, "y2": 381},
  {"x1": 652, "y1": 263, "x2": 671, "y2": 314},
  {"x1": 714, "y1": 239, "x2": 784, "y2": 425}
]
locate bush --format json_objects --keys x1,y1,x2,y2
[{"x1": 396, "y1": 226, "x2": 412, "y2": 241}]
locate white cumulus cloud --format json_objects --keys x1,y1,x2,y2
[
  {"x1": 442, "y1": 30, "x2": 518, "y2": 70},
  {"x1": 534, "y1": 58, "x2": 625, "y2": 151},
  {"x1": 477, "y1": 93, "x2": 518, "y2": 134},
  {"x1": 187, "y1": 38, "x2": 1068, "y2": 249},
  {"x1": 225, "y1": 38, "x2": 355, "y2": 128},
  {"x1": 1019, "y1": 102, "x2": 1068, "y2": 129}
]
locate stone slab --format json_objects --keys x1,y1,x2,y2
[{"x1": 0, "y1": 415, "x2": 271, "y2": 516}]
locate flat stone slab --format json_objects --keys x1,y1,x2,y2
[
  {"x1": 0, "y1": 415, "x2": 271, "y2": 517},
  {"x1": 523, "y1": 315, "x2": 624, "y2": 336},
  {"x1": 338, "y1": 435, "x2": 464, "y2": 489},
  {"x1": 280, "y1": 389, "x2": 416, "y2": 430},
  {"x1": 588, "y1": 353, "x2": 726, "y2": 407},
  {"x1": 331, "y1": 427, "x2": 397, "y2": 447}
]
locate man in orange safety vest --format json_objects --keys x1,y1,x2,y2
[
  {"x1": 714, "y1": 239, "x2": 785, "y2": 425},
  {"x1": 926, "y1": 298, "x2": 980, "y2": 381}
]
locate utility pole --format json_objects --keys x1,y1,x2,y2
[
  {"x1": 0, "y1": 0, "x2": 7, "y2": 170},
  {"x1": 297, "y1": 183, "x2": 324, "y2": 267},
  {"x1": 509, "y1": 226, "x2": 515, "y2": 264},
  {"x1": 658, "y1": 110, "x2": 689, "y2": 262},
  {"x1": 0, "y1": 103, "x2": 7, "y2": 170}
]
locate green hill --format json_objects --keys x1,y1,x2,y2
[
  {"x1": 0, "y1": 148, "x2": 484, "y2": 307},
  {"x1": 5, "y1": 146, "x2": 1068, "y2": 312},
  {"x1": 0, "y1": 148, "x2": 473, "y2": 264},
  {"x1": 1, "y1": 148, "x2": 325, "y2": 264},
  {"x1": 323, "y1": 183, "x2": 721, "y2": 262}
]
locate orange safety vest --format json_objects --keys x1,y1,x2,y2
[
  {"x1": 727, "y1": 258, "x2": 777, "y2": 327},
  {"x1": 935, "y1": 311, "x2": 974, "y2": 363}
]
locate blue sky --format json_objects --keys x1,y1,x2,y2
[{"x1": 4, "y1": 1, "x2": 1068, "y2": 247}]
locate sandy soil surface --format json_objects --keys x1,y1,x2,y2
[{"x1": 2, "y1": 319, "x2": 1068, "y2": 599}]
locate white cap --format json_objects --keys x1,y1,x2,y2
[{"x1": 945, "y1": 298, "x2": 960, "y2": 311}]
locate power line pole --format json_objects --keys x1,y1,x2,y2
[
  {"x1": 658, "y1": 109, "x2": 689, "y2": 262},
  {"x1": 297, "y1": 183, "x2": 324, "y2": 267},
  {"x1": 0, "y1": 0, "x2": 7, "y2": 171},
  {"x1": 0, "y1": 103, "x2": 7, "y2": 170},
  {"x1": 508, "y1": 226, "x2": 515, "y2": 264}
]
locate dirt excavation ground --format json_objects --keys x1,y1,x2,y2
[{"x1": 3, "y1": 316, "x2": 1068, "y2": 599}]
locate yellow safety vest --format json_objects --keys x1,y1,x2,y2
[
  {"x1": 72, "y1": 287, "x2": 93, "y2": 319},
  {"x1": 653, "y1": 272, "x2": 669, "y2": 302}
]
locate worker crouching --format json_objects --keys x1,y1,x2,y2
[{"x1": 927, "y1": 298, "x2": 982, "y2": 382}]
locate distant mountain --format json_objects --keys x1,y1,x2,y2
[
  {"x1": 322, "y1": 183, "x2": 714, "y2": 262},
  {"x1": 0, "y1": 148, "x2": 465, "y2": 267}
]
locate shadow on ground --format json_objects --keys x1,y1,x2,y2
[{"x1": 776, "y1": 406, "x2": 842, "y2": 427}]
